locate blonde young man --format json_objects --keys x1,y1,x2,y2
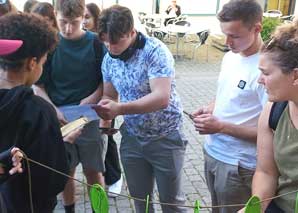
[
  {"x1": 34, "y1": 0, "x2": 107, "y2": 212},
  {"x1": 193, "y1": 0, "x2": 267, "y2": 212}
]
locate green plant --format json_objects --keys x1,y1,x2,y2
[{"x1": 261, "y1": 17, "x2": 282, "y2": 42}]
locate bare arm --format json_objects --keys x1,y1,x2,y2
[
  {"x1": 194, "y1": 113, "x2": 258, "y2": 142},
  {"x1": 252, "y1": 102, "x2": 279, "y2": 211},
  {"x1": 33, "y1": 84, "x2": 56, "y2": 107},
  {"x1": 193, "y1": 98, "x2": 258, "y2": 142},
  {"x1": 97, "y1": 82, "x2": 118, "y2": 128},
  {"x1": 79, "y1": 83, "x2": 103, "y2": 105},
  {"x1": 119, "y1": 77, "x2": 171, "y2": 114},
  {"x1": 101, "y1": 82, "x2": 119, "y2": 102},
  {"x1": 93, "y1": 77, "x2": 171, "y2": 120},
  {"x1": 220, "y1": 122, "x2": 257, "y2": 142},
  {"x1": 192, "y1": 100, "x2": 215, "y2": 116},
  {"x1": 33, "y1": 84, "x2": 67, "y2": 125},
  {"x1": 238, "y1": 103, "x2": 279, "y2": 213}
]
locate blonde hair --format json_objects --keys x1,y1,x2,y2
[{"x1": 261, "y1": 21, "x2": 298, "y2": 74}]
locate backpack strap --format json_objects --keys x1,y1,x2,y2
[
  {"x1": 92, "y1": 34, "x2": 107, "y2": 83},
  {"x1": 269, "y1": 101, "x2": 288, "y2": 130},
  {"x1": 93, "y1": 34, "x2": 106, "y2": 68}
]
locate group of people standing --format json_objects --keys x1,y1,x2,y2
[
  {"x1": 0, "y1": 0, "x2": 122, "y2": 212},
  {"x1": 0, "y1": 0, "x2": 298, "y2": 213}
]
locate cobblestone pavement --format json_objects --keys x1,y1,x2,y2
[{"x1": 54, "y1": 59, "x2": 221, "y2": 213}]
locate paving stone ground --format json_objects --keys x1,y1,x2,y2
[{"x1": 54, "y1": 58, "x2": 222, "y2": 213}]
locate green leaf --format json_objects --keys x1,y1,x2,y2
[
  {"x1": 145, "y1": 195, "x2": 150, "y2": 213},
  {"x1": 295, "y1": 193, "x2": 298, "y2": 213},
  {"x1": 261, "y1": 17, "x2": 282, "y2": 42},
  {"x1": 245, "y1": 196, "x2": 261, "y2": 213},
  {"x1": 90, "y1": 184, "x2": 109, "y2": 213},
  {"x1": 194, "y1": 200, "x2": 200, "y2": 213}
]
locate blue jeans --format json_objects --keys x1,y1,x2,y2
[{"x1": 120, "y1": 125, "x2": 188, "y2": 213}]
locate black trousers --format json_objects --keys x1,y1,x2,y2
[{"x1": 104, "y1": 120, "x2": 121, "y2": 185}]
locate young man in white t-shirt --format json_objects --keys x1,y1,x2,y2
[{"x1": 192, "y1": 0, "x2": 267, "y2": 212}]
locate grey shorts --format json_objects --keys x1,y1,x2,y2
[{"x1": 69, "y1": 120, "x2": 107, "y2": 172}]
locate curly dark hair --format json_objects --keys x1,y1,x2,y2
[
  {"x1": 261, "y1": 21, "x2": 298, "y2": 74},
  {"x1": 0, "y1": 13, "x2": 58, "y2": 71},
  {"x1": 86, "y1": 3, "x2": 100, "y2": 32},
  {"x1": 97, "y1": 5, "x2": 134, "y2": 44}
]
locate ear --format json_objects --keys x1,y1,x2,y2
[
  {"x1": 130, "y1": 29, "x2": 136, "y2": 37},
  {"x1": 292, "y1": 68, "x2": 298, "y2": 86},
  {"x1": 254, "y1": 22, "x2": 262, "y2": 34},
  {"x1": 24, "y1": 57, "x2": 37, "y2": 73}
]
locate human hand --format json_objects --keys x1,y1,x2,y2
[
  {"x1": 193, "y1": 114, "x2": 223, "y2": 134},
  {"x1": 63, "y1": 127, "x2": 83, "y2": 144},
  {"x1": 237, "y1": 207, "x2": 245, "y2": 213},
  {"x1": 56, "y1": 109, "x2": 68, "y2": 126},
  {"x1": 99, "y1": 127, "x2": 119, "y2": 135},
  {"x1": 79, "y1": 94, "x2": 99, "y2": 106},
  {"x1": 192, "y1": 107, "x2": 210, "y2": 117},
  {"x1": 92, "y1": 99, "x2": 120, "y2": 120},
  {"x1": 9, "y1": 148, "x2": 23, "y2": 175},
  {"x1": 183, "y1": 110, "x2": 194, "y2": 120},
  {"x1": 98, "y1": 119, "x2": 118, "y2": 135}
]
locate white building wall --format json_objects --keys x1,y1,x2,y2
[
  {"x1": 117, "y1": 0, "x2": 153, "y2": 14},
  {"x1": 12, "y1": 0, "x2": 268, "y2": 15},
  {"x1": 294, "y1": 0, "x2": 298, "y2": 14}
]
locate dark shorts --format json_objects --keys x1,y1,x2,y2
[
  {"x1": 265, "y1": 201, "x2": 284, "y2": 213},
  {"x1": 69, "y1": 120, "x2": 107, "y2": 172}
]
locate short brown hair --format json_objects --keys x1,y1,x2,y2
[
  {"x1": 97, "y1": 5, "x2": 134, "y2": 43},
  {"x1": 23, "y1": 0, "x2": 38, "y2": 13},
  {"x1": 261, "y1": 21, "x2": 298, "y2": 74},
  {"x1": 217, "y1": 0, "x2": 262, "y2": 28},
  {"x1": 31, "y1": 2, "x2": 58, "y2": 31},
  {"x1": 55, "y1": 0, "x2": 85, "y2": 18}
]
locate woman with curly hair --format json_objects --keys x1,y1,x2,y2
[
  {"x1": 239, "y1": 21, "x2": 298, "y2": 213},
  {"x1": 0, "y1": 13, "x2": 80, "y2": 212}
]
